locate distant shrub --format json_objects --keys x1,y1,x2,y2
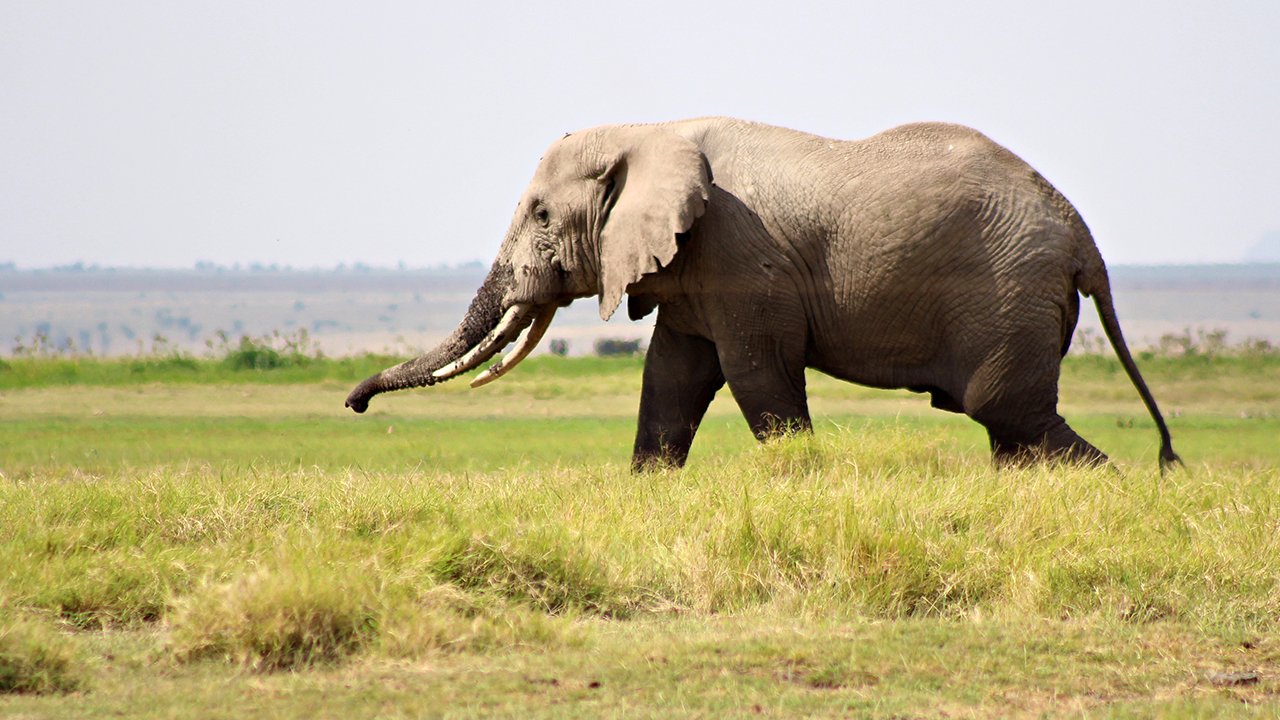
[
  {"x1": 1153, "y1": 328, "x2": 1228, "y2": 358},
  {"x1": 129, "y1": 355, "x2": 200, "y2": 375},
  {"x1": 1072, "y1": 325, "x2": 1280, "y2": 360},
  {"x1": 10, "y1": 331, "x2": 57, "y2": 358},
  {"x1": 1069, "y1": 328, "x2": 1108, "y2": 355},
  {"x1": 223, "y1": 337, "x2": 288, "y2": 370},
  {"x1": 1240, "y1": 337, "x2": 1276, "y2": 357},
  {"x1": 594, "y1": 338, "x2": 643, "y2": 357},
  {"x1": 548, "y1": 338, "x2": 569, "y2": 357},
  {"x1": 216, "y1": 329, "x2": 321, "y2": 371}
]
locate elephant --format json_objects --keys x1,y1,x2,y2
[{"x1": 346, "y1": 117, "x2": 1180, "y2": 472}]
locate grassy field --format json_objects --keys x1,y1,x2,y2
[{"x1": 2, "y1": 351, "x2": 1279, "y2": 718}]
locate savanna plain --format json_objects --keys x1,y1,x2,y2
[{"x1": 2, "y1": 342, "x2": 1280, "y2": 718}]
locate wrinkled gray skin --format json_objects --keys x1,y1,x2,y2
[{"x1": 347, "y1": 117, "x2": 1181, "y2": 472}]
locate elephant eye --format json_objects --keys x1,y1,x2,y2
[{"x1": 533, "y1": 206, "x2": 550, "y2": 227}]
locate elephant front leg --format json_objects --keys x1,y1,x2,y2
[{"x1": 632, "y1": 323, "x2": 725, "y2": 471}]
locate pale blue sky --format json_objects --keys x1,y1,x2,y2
[{"x1": 2, "y1": 1, "x2": 1277, "y2": 268}]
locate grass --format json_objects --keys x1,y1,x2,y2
[{"x1": 1, "y1": 351, "x2": 1279, "y2": 716}]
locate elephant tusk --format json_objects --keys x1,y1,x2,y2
[
  {"x1": 432, "y1": 303, "x2": 536, "y2": 380},
  {"x1": 470, "y1": 305, "x2": 557, "y2": 388}
]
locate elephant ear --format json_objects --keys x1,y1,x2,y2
[{"x1": 596, "y1": 128, "x2": 711, "y2": 321}]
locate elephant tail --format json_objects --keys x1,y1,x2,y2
[{"x1": 1075, "y1": 240, "x2": 1183, "y2": 474}]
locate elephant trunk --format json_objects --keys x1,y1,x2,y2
[{"x1": 344, "y1": 264, "x2": 513, "y2": 413}]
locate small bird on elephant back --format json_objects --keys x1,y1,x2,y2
[{"x1": 346, "y1": 117, "x2": 1181, "y2": 473}]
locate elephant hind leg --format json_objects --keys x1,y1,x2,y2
[
  {"x1": 964, "y1": 351, "x2": 1108, "y2": 468},
  {"x1": 986, "y1": 416, "x2": 1109, "y2": 468}
]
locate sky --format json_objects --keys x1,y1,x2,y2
[{"x1": 2, "y1": 1, "x2": 1278, "y2": 269}]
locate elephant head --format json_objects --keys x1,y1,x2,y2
[{"x1": 345, "y1": 125, "x2": 712, "y2": 412}]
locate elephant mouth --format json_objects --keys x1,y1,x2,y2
[{"x1": 431, "y1": 301, "x2": 559, "y2": 388}]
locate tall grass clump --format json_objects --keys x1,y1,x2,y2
[
  {"x1": 376, "y1": 584, "x2": 573, "y2": 658},
  {"x1": 0, "y1": 611, "x2": 85, "y2": 695},
  {"x1": 165, "y1": 552, "x2": 575, "y2": 670},
  {"x1": 166, "y1": 559, "x2": 379, "y2": 671},
  {"x1": 427, "y1": 530, "x2": 628, "y2": 617}
]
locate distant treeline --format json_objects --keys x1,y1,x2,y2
[{"x1": 4, "y1": 261, "x2": 1278, "y2": 292}]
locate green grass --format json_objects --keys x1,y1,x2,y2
[{"x1": 1, "y1": 354, "x2": 1279, "y2": 716}]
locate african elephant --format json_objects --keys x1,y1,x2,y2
[{"x1": 346, "y1": 117, "x2": 1180, "y2": 471}]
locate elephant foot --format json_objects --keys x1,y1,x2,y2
[
  {"x1": 631, "y1": 447, "x2": 689, "y2": 473},
  {"x1": 987, "y1": 418, "x2": 1109, "y2": 469}
]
